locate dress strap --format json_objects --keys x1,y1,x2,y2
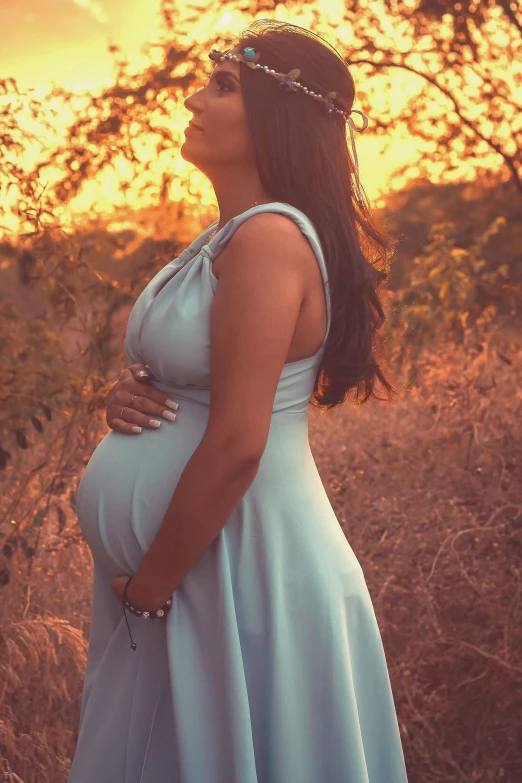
[
  {"x1": 201, "y1": 201, "x2": 331, "y2": 341},
  {"x1": 176, "y1": 221, "x2": 219, "y2": 265}
]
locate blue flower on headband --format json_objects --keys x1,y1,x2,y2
[{"x1": 243, "y1": 47, "x2": 256, "y2": 61}]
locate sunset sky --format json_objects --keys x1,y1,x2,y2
[
  {"x1": 1, "y1": 0, "x2": 428, "y2": 237},
  {"x1": 1, "y1": 0, "x2": 164, "y2": 92}
]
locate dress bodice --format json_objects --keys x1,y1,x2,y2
[{"x1": 124, "y1": 201, "x2": 331, "y2": 414}]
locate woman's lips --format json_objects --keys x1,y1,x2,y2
[{"x1": 185, "y1": 123, "x2": 202, "y2": 132}]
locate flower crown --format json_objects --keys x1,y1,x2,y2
[
  {"x1": 208, "y1": 46, "x2": 369, "y2": 133},
  {"x1": 208, "y1": 46, "x2": 368, "y2": 179}
]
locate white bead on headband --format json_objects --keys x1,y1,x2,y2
[{"x1": 208, "y1": 46, "x2": 369, "y2": 179}]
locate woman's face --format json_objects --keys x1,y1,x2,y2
[{"x1": 181, "y1": 48, "x2": 255, "y2": 177}]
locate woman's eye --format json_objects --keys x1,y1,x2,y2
[{"x1": 216, "y1": 79, "x2": 233, "y2": 93}]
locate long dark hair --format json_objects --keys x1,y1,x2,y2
[{"x1": 216, "y1": 19, "x2": 399, "y2": 412}]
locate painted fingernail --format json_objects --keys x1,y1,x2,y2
[
  {"x1": 162, "y1": 411, "x2": 177, "y2": 421},
  {"x1": 137, "y1": 370, "x2": 149, "y2": 377},
  {"x1": 149, "y1": 419, "x2": 161, "y2": 428},
  {"x1": 131, "y1": 426, "x2": 142, "y2": 433},
  {"x1": 165, "y1": 399, "x2": 179, "y2": 410}
]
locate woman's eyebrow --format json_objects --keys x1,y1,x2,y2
[{"x1": 212, "y1": 69, "x2": 240, "y2": 83}]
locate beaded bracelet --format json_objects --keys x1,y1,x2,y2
[{"x1": 123, "y1": 574, "x2": 173, "y2": 651}]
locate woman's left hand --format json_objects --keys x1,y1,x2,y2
[
  {"x1": 110, "y1": 574, "x2": 134, "y2": 605},
  {"x1": 110, "y1": 574, "x2": 169, "y2": 622}
]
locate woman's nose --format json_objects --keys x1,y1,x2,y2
[{"x1": 184, "y1": 88, "x2": 204, "y2": 108}]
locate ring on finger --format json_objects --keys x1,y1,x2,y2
[
  {"x1": 121, "y1": 406, "x2": 128, "y2": 420},
  {"x1": 130, "y1": 394, "x2": 138, "y2": 406}
]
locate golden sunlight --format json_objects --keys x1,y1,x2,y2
[{"x1": 0, "y1": 0, "x2": 437, "y2": 238}]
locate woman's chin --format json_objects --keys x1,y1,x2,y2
[{"x1": 180, "y1": 141, "x2": 197, "y2": 162}]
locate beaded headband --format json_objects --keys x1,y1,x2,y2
[{"x1": 208, "y1": 46, "x2": 369, "y2": 181}]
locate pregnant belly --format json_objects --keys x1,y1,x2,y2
[{"x1": 75, "y1": 406, "x2": 207, "y2": 576}]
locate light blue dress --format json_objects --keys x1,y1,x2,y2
[{"x1": 69, "y1": 202, "x2": 409, "y2": 783}]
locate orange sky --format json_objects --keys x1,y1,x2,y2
[
  {"x1": 1, "y1": 0, "x2": 423, "y2": 238},
  {"x1": 0, "y1": 0, "x2": 164, "y2": 92}
]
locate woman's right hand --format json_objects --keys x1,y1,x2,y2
[{"x1": 106, "y1": 363, "x2": 179, "y2": 434}]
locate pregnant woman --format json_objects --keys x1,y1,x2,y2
[{"x1": 68, "y1": 19, "x2": 409, "y2": 783}]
